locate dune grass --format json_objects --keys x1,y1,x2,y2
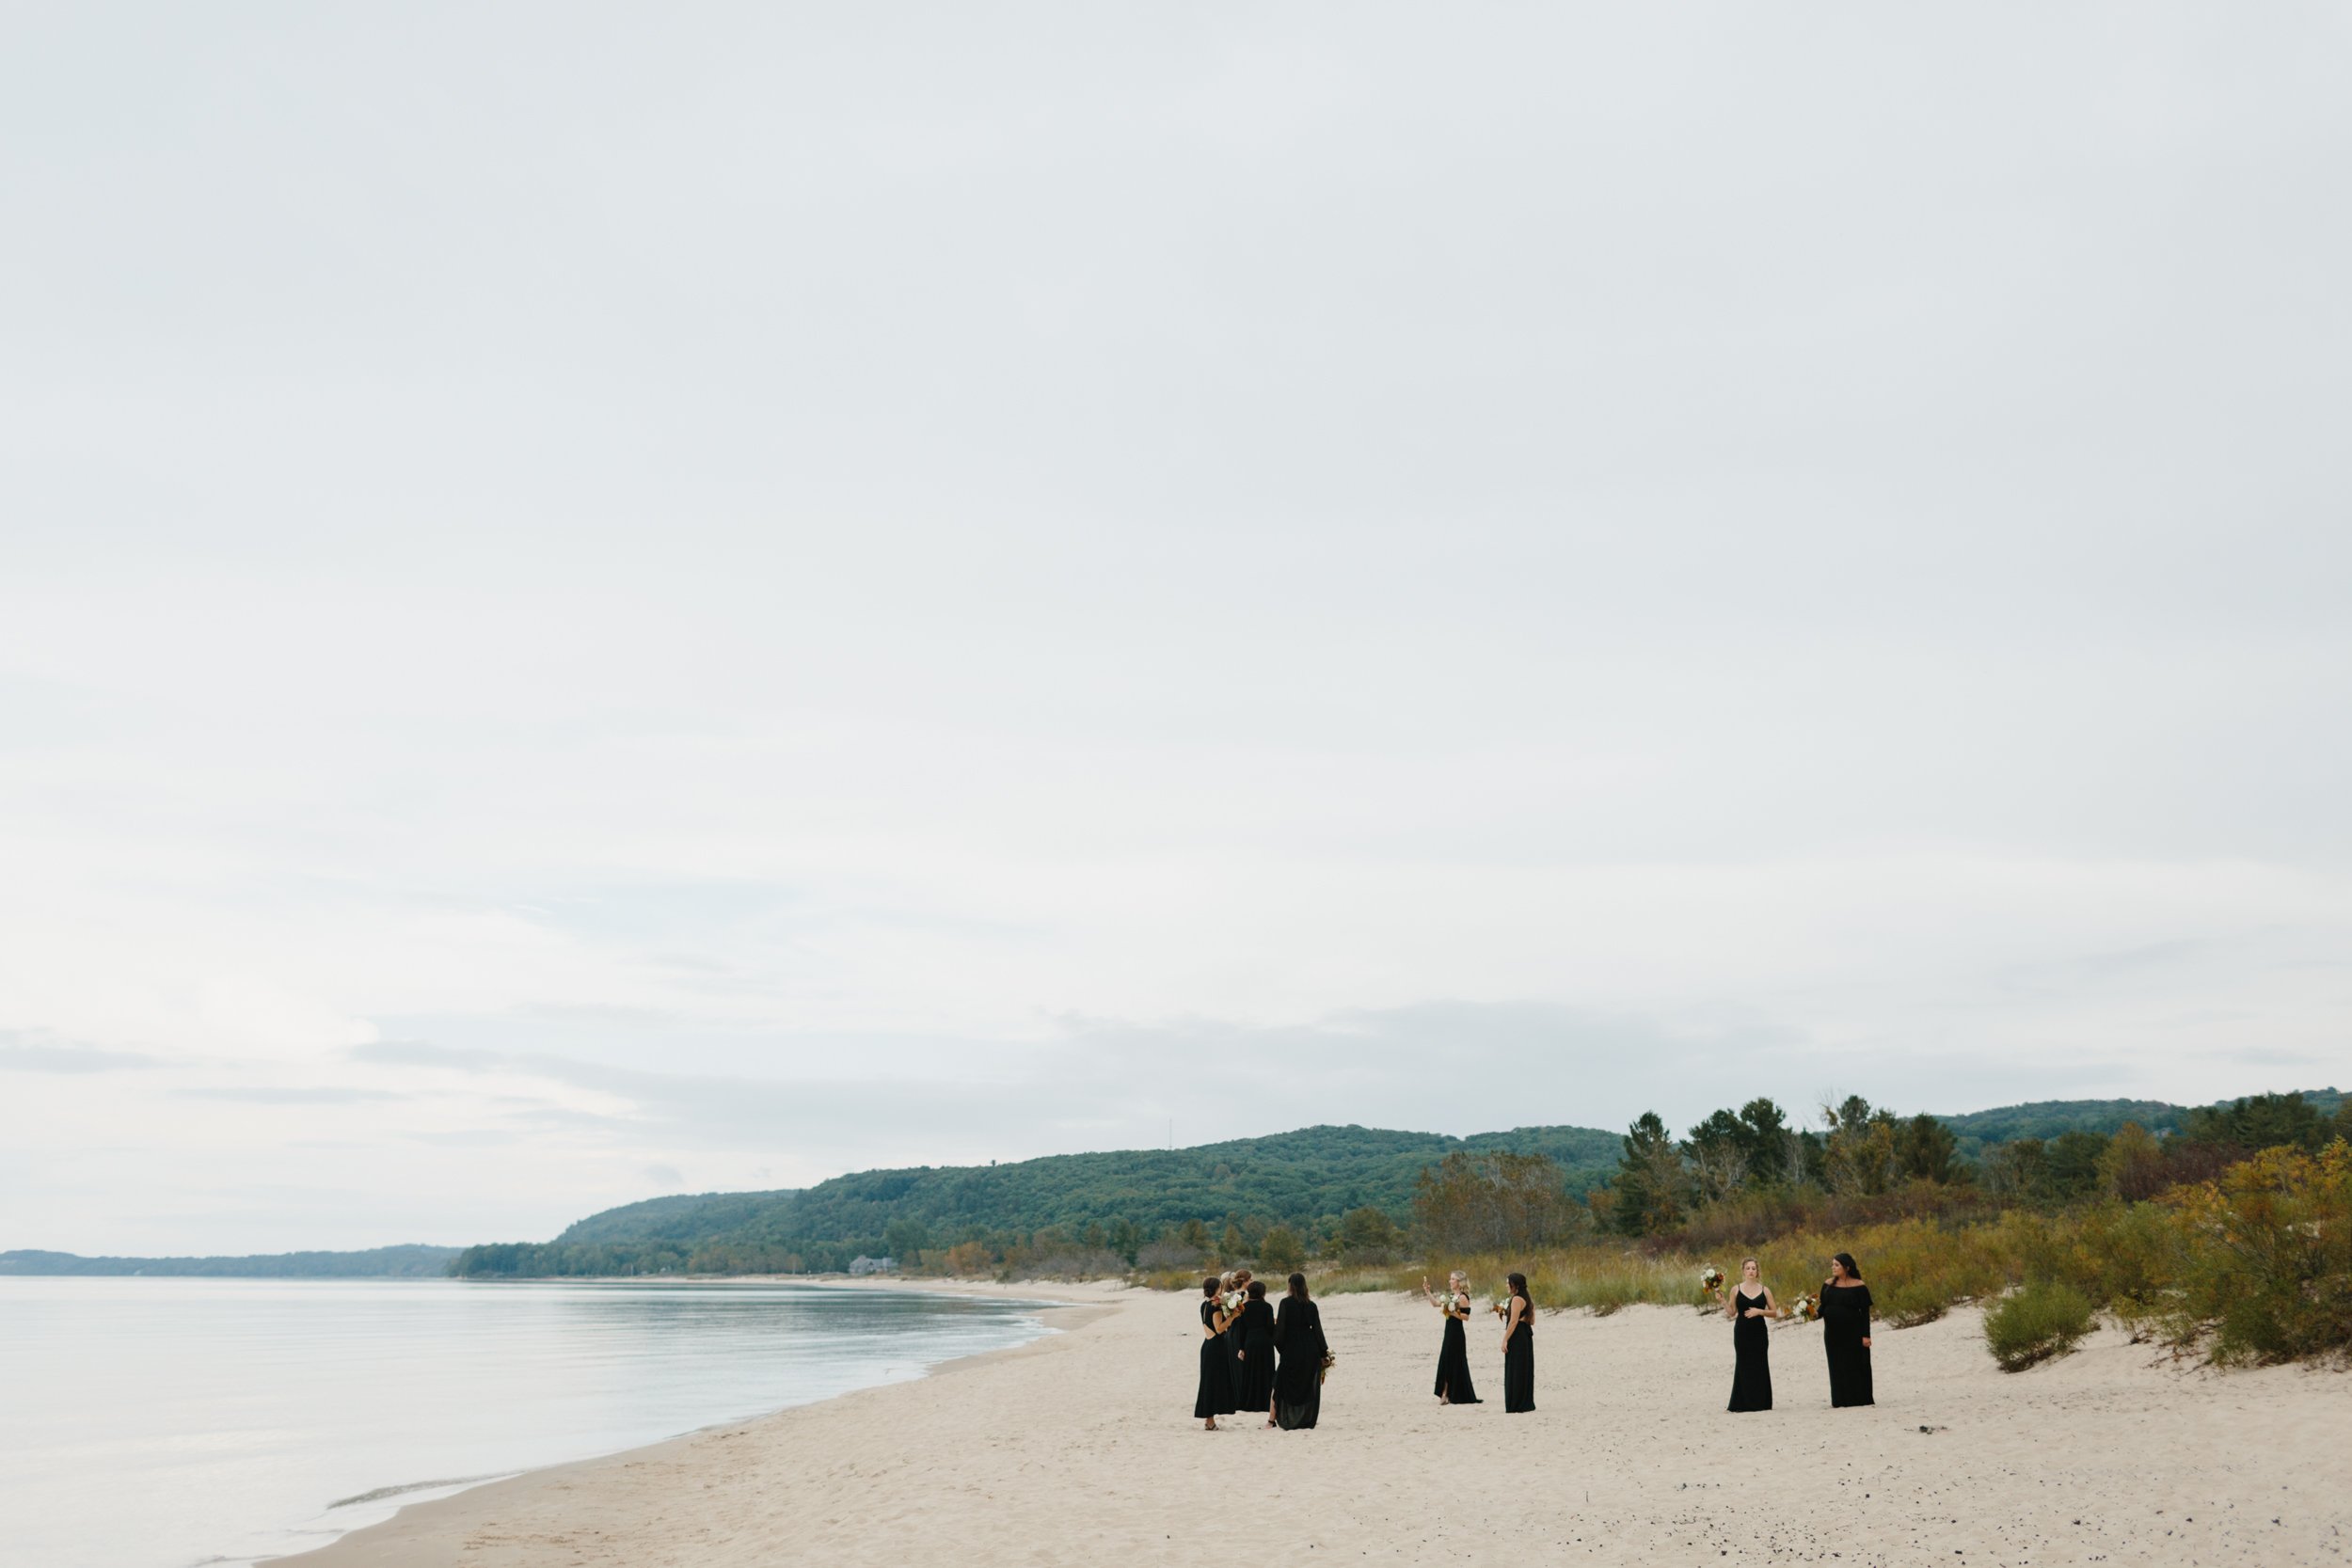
[{"x1": 1127, "y1": 1142, "x2": 2352, "y2": 1370}]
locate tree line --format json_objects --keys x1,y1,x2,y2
[{"x1": 450, "y1": 1091, "x2": 2346, "y2": 1279}]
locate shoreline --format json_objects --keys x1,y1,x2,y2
[
  {"x1": 282, "y1": 1283, "x2": 2350, "y2": 1567},
  {"x1": 278, "y1": 1277, "x2": 1115, "y2": 1566}
]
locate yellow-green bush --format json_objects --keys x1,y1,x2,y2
[
  {"x1": 2156, "y1": 1142, "x2": 2352, "y2": 1364},
  {"x1": 1983, "y1": 1279, "x2": 2095, "y2": 1370}
]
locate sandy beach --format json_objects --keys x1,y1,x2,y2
[{"x1": 290, "y1": 1282, "x2": 2351, "y2": 1568}]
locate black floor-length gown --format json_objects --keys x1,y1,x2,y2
[
  {"x1": 1224, "y1": 1297, "x2": 1249, "y2": 1403},
  {"x1": 1194, "y1": 1299, "x2": 1237, "y2": 1418},
  {"x1": 1726, "y1": 1287, "x2": 1772, "y2": 1412},
  {"x1": 1502, "y1": 1297, "x2": 1535, "y2": 1413},
  {"x1": 1821, "y1": 1281, "x2": 1874, "y2": 1407},
  {"x1": 1273, "y1": 1294, "x2": 1327, "y2": 1429},
  {"x1": 1237, "y1": 1297, "x2": 1278, "y2": 1413},
  {"x1": 1434, "y1": 1301, "x2": 1481, "y2": 1403}
]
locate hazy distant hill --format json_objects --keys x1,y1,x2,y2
[
  {"x1": 0, "y1": 1243, "x2": 461, "y2": 1278},
  {"x1": 1937, "y1": 1087, "x2": 2344, "y2": 1159}
]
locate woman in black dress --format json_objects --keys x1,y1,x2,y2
[
  {"x1": 1724, "y1": 1256, "x2": 1774, "y2": 1412},
  {"x1": 1421, "y1": 1271, "x2": 1481, "y2": 1404},
  {"x1": 1223, "y1": 1269, "x2": 1253, "y2": 1406},
  {"x1": 1194, "y1": 1275, "x2": 1239, "y2": 1428},
  {"x1": 1820, "y1": 1251, "x2": 1874, "y2": 1408},
  {"x1": 1272, "y1": 1272, "x2": 1327, "y2": 1430},
  {"x1": 1500, "y1": 1271, "x2": 1535, "y2": 1413},
  {"x1": 1235, "y1": 1278, "x2": 1279, "y2": 1423}
]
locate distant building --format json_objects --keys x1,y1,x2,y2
[{"x1": 848, "y1": 1255, "x2": 897, "y2": 1276}]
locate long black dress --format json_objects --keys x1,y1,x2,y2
[
  {"x1": 1273, "y1": 1294, "x2": 1327, "y2": 1430},
  {"x1": 1224, "y1": 1295, "x2": 1248, "y2": 1403},
  {"x1": 1726, "y1": 1287, "x2": 1772, "y2": 1412},
  {"x1": 1194, "y1": 1299, "x2": 1237, "y2": 1418},
  {"x1": 1502, "y1": 1295, "x2": 1535, "y2": 1413},
  {"x1": 1821, "y1": 1281, "x2": 1874, "y2": 1407},
  {"x1": 1237, "y1": 1297, "x2": 1278, "y2": 1413},
  {"x1": 1433, "y1": 1294, "x2": 1481, "y2": 1403}
]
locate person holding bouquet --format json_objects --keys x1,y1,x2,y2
[
  {"x1": 1421, "y1": 1271, "x2": 1481, "y2": 1404},
  {"x1": 1222, "y1": 1269, "x2": 1253, "y2": 1406},
  {"x1": 1500, "y1": 1271, "x2": 1535, "y2": 1413},
  {"x1": 1820, "y1": 1252, "x2": 1874, "y2": 1407},
  {"x1": 1194, "y1": 1276, "x2": 1239, "y2": 1429},
  {"x1": 1723, "y1": 1256, "x2": 1774, "y2": 1412},
  {"x1": 1272, "y1": 1273, "x2": 1328, "y2": 1429}
]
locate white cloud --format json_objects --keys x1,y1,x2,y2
[{"x1": 2, "y1": 3, "x2": 2349, "y2": 1253}]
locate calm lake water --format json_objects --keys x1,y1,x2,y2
[{"x1": 0, "y1": 1277, "x2": 1055, "y2": 1568}]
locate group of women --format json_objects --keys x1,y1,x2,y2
[
  {"x1": 1190, "y1": 1252, "x2": 1876, "y2": 1430},
  {"x1": 1192, "y1": 1269, "x2": 1331, "y2": 1431},
  {"x1": 1720, "y1": 1251, "x2": 1876, "y2": 1412}
]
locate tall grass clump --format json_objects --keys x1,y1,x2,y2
[
  {"x1": 1983, "y1": 1279, "x2": 2095, "y2": 1370},
  {"x1": 1343, "y1": 1246, "x2": 1702, "y2": 1313}
]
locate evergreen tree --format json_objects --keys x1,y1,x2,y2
[
  {"x1": 1737, "y1": 1098, "x2": 1792, "y2": 1184},
  {"x1": 1613, "y1": 1112, "x2": 1690, "y2": 1235}
]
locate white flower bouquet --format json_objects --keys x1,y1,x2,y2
[
  {"x1": 1700, "y1": 1266, "x2": 1725, "y2": 1299},
  {"x1": 1788, "y1": 1291, "x2": 1819, "y2": 1323}
]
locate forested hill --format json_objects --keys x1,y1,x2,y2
[
  {"x1": 1936, "y1": 1088, "x2": 2344, "y2": 1159},
  {"x1": 454, "y1": 1122, "x2": 1625, "y2": 1277},
  {"x1": 451, "y1": 1087, "x2": 2345, "y2": 1280},
  {"x1": 0, "y1": 1244, "x2": 460, "y2": 1277}
]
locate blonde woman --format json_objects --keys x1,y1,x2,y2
[
  {"x1": 1723, "y1": 1257, "x2": 1774, "y2": 1412},
  {"x1": 1421, "y1": 1271, "x2": 1482, "y2": 1403}
]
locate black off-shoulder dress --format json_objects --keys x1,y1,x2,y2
[{"x1": 1821, "y1": 1281, "x2": 1874, "y2": 1407}]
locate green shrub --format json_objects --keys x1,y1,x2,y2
[
  {"x1": 1983, "y1": 1278, "x2": 2095, "y2": 1370},
  {"x1": 1256, "y1": 1226, "x2": 1307, "y2": 1274},
  {"x1": 2156, "y1": 1142, "x2": 2352, "y2": 1363}
]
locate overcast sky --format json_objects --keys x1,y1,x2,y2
[{"x1": 4, "y1": 5, "x2": 2348, "y2": 1255}]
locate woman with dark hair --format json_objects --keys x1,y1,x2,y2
[
  {"x1": 1724, "y1": 1257, "x2": 1774, "y2": 1413},
  {"x1": 1421, "y1": 1271, "x2": 1481, "y2": 1404},
  {"x1": 1272, "y1": 1273, "x2": 1327, "y2": 1430},
  {"x1": 1500, "y1": 1271, "x2": 1535, "y2": 1413},
  {"x1": 1235, "y1": 1278, "x2": 1279, "y2": 1423},
  {"x1": 1820, "y1": 1252, "x2": 1874, "y2": 1407},
  {"x1": 1195, "y1": 1276, "x2": 1239, "y2": 1428}
]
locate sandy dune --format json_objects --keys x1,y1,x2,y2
[{"x1": 291, "y1": 1281, "x2": 2350, "y2": 1567}]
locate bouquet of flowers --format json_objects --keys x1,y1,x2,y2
[
  {"x1": 1787, "y1": 1291, "x2": 1819, "y2": 1323},
  {"x1": 1222, "y1": 1290, "x2": 1247, "y2": 1315},
  {"x1": 1699, "y1": 1266, "x2": 1725, "y2": 1301},
  {"x1": 1317, "y1": 1350, "x2": 1337, "y2": 1386},
  {"x1": 1489, "y1": 1296, "x2": 1510, "y2": 1319}
]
